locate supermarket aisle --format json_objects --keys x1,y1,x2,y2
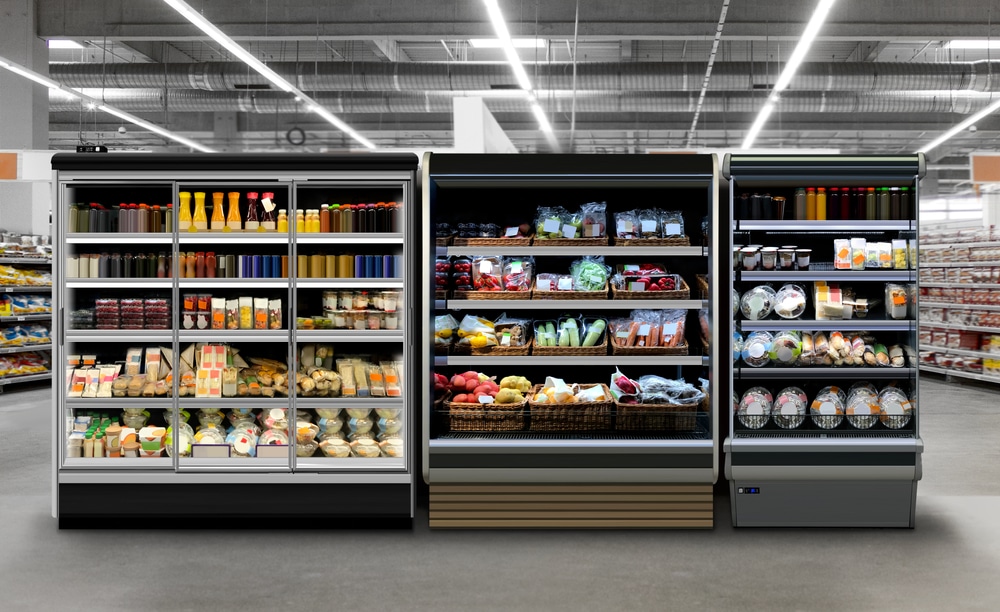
[{"x1": 2, "y1": 378, "x2": 999, "y2": 611}]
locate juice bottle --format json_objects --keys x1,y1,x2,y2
[
  {"x1": 261, "y1": 192, "x2": 277, "y2": 231},
  {"x1": 877, "y1": 187, "x2": 890, "y2": 219},
  {"x1": 192, "y1": 192, "x2": 208, "y2": 230},
  {"x1": 320, "y1": 205, "x2": 331, "y2": 233},
  {"x1": 277, "y1": 209, "x2": 288, "y2": 233},
  {"x1": 245, "y1": 192, "x2": 260, "y2": 231},
  {"x1": 805, "y1": 187, "x2": 816, "y2": 220},
  {"x1": 341, "y1": 204, "x2": 353, "y2": 233},
  {"x1": 295, "y1": 210, "x2": 305, "y2": 233},
  {"x1": 178, "y1": 192, "x2": 192, "y2": 230},
  {"x1": 815, "y1": 187, "x2": 826, "y2": 220},
  {"x1": 165, "y1": 203, "x2": 174, "y2": 233},
  {"x1": 210, "y1": 192, "x2": 226, "y2": 230},
  {"x1": 865, "y1": 187, "x2": 876, "y2": 220},
  {"x1": 226, "y1": 192, "x2": 242, "y2": 231},
  {"x1": 827, "y1": 188, "x2": 839, "y2": 220},
  {"x1": 331, "y1": 204, "x2": 341, "y2": 232}
]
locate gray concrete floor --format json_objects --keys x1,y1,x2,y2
[{"x1": 1, "y1": 377, "x2": 997, "y2": 611}]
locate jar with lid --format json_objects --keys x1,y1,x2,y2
[
  {"x1": 205, "y1": 252, "x2": 217, "y2": 278},
  {"x1": 277, "y1": 209, "x2": 288, "y2": 233},
  {"x1": 320, "y1": 204, "x2": 331, "y2": 233},
  {"x1": 295, "y1": 210, "x2": 305, "y2": 233},
  {"x1": 331, "y1": 204, "x2": 341, "y2": 232}
]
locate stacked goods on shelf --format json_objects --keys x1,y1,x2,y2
[
  {"x1": 612, "y1": 208, "x2": 688, "y2": 245},
  {"x1": 69, "y1": 201, "x2": 175, "y2": 233},
  {"x1": 736, "y1": 329, "x2": 913, "y2": 369},
  {"x1": 0, "y1": 352, "x2": 49, "y2": 378},
  {"x1": 1, "y1": 324, "x2": 50, "y2": 346},
  {"x1": 456, "y1": 255, "x2": 534, "y2": 298},
  {"x1": 0, "y1": 265, "x2": 52, "y2": 286},
  {"x1": 610, "y1": 263, "x2": 688, "y2": 298},
  {"x1": 68, "y1": 252, "x2": 173, "y2": 279},
  {"x1": 74, "y1": 297, "x2": 171, "y2": 330},
  {"x1": 0, "y1": 294, "x2": 51, "y2": 316},
  {"x1": 608, "y1": 310, "x2": 686, "y2": 355},
  {"x1": 180, "y1": 293, "x2": 282, "y2": 331},
  {"x1": 918, "y1": 228, "x2": 1000, "y2": 380},
  {"x1": 610, "y1": 370, "x2": 706, "y2": 431},
  {"x1": 177, "y1": 191, "x2": 282, "y2": 233},
  {"x1": 296, "y1": 253, "x2": 401, "y2": 279},
  {"x1": 737, "y1": 186, "x2": 912, "y2": 221},
  {"x1": 294, "y1": 345, "x2": 402, "y2": 399},
  {"x1": 735, "y1": 280, "x2": 912, "y2": 322},
  {"x1": 179, "y1": 252, "x2": 287, "y2": 279},
  {"x1": 297, "y1": 290, "x2": 401, "y2": 331},
  {"x1": 532, "y1": 257, "x2": 607, "y2": 298},
  {"x1": 536, "y1": 202, "x2": 607, "y2": 244},
  {"x1": 734, "y1": 382, "x2": 913, "y2": 432},
  {"x1": 68, "y1": 348, "x2": 173, "y2": 398},
  {"x1": 297, "y1": 201, "x2": 401, "y2": 234}
]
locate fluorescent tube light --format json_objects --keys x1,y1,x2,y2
[
  {"x1": 482, "y1": 0, "x2": 558, "y2": 148},
  {"x1": 771, "y1": 0, "x2": 837, "y2": 94},
  {"x1": 916, "y1": 97, "x2": 1000, "y2": 153},
  {"x1": 99, "y1": 105, "x2": 215, "y2": 153},
  {"x1": 741, "y1": 0, "x2": 836, "y2": 148},
  {"x1": 469, "y1": 38, "x2": 546, "y2": 48},
  {"x1": 162, "y1": 0, "x2": 374, "y2": 149},
  {"x1": 3, "y1": 63, "x2": 61, "y2": 89},
  {"x1": 741, "y1": 101, "x2": 775, "y2": 150},
  {"x1": 47, "y1": 40, "x2": 86, "y2": 50},
  {"x1": 944, "y1": 40, "x2": 1000, "y2": 50}
]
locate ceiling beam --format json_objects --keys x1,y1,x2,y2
[
  {"x1": 369, "y1": 39, "x2": 410, "y2": 62},
  {"x1": 845, "y1": 40, "x2": 889, "y2": 61}
]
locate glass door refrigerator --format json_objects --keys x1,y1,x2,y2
[
  {"x1": 723, "y1": 154, "x2": 923, "y2": 527},
  {"x1": 52, "y1": 153, "x2": 417, "y2": 526},
  {"x1": 423, "y1": 153, "x2": 720, "y2": 528}
]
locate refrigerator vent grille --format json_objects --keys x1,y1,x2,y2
[
  {"x1": 735, "y1": 432, "x2": 915, "y2": 439},
  {"x1": 438, "y1": 430, "x2": 709, "y2": 441}
]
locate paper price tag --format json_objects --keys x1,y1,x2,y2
[
  {"x1": 638, "y1": 324, "x2": 651, "y2": 336},
  {"x1": 505, "y1": 226, "x2": 520, "y2": 237},
  {"x1": 479, "y1": 260, "x2": 493, "y2": 274},
  {"x1": 748, "y1": 343, "x2": 765, "y2": 359},
  {"x1": 628, "y1": 281, "x2": 646, "y2": 292},
  {"x1": 641, "y1": 220, "x2": 657, "y2": 233},
  {"x1": 557, "y1": 277, "x2": 574, "y2": 291},
  {"x1": 478, "y1": 395, "x2": 495, "y2": 404},
  {"x1": 562, "y1": 224, "x2": 577, "y2": 239},
  {"x1": 617, "y1": 220, "x2": 633, "y2": 234},
  {"x1": 616, "y1": 331, "x2": 631, "y2": 338},
  {"x1": 261, "y1": 198, "x2": 276, "y2": 212},
  {"x1": 500, "y1": 331, "x2": 511, "y2": 346},
  {"x1": 623, "y1": 264, "x2": 640, "y2": 271},
  {"x1": 852, "y1": 405, "x2": 871, "y2": 416},
  {"x1": 510, "y1": 262, "x2": 523, "y2": 274},
  {"x1": 585, "y1": 224, "x2": 600, "y2": 237},
  {"x1": 543, "y1": 219, "x2": 561, "y2": 233},
  {"x1": 664, "y1": 222, "x2": 681, "y2": 236},
  {"x1": 537, "y1": 279, "x2": 552, "y2": 291},
  {"x1": 661, "y1": 322, "x2": 678, "y2": 337}
]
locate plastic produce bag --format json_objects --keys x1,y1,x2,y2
[
  {"x1": 614, "y1": 210, "x2": 640, "y2": 239},
  {"x1": 533, "y1": 320, "x2": 557, "y2": 347},
  {"x1": 535, "y1": 206, "x2": 571, "y2": 240},
  {"x1": 659, "y1": 309, "x2": 687, "y2": 348},
  {"x1": 501, "y1": 257, "x2": 534, "y2": 292},
  {"x1": 472, "y1": 255, "x2": 503, "y2": 291},
  {"x1": 570, "y1": 257, "x2": 610, "y2": 292},
  {"x1": 535, "y1": 272, "x2": 574, "y2": 292},
  {"x1": 494, "y1": 313, "x2": 531, "y2": 347},
  {"x1": 637, "y1": 209, "x2": 661, "y2": 238},
  {"x1": 581, "y1": 317, "x2": 607, "y2": 347},
  {"x1": 659, "y1": 210, "x2": 685, "y2": 237},
  {"x1": 456, "y1": 315, "x2": 497, "y2": 348},
  {"x1": 580, "y1": 201, "x2": 607, "y2": 238},
  {"x1": 556, "y1": 316, "x2": 583, "y2": 347}
]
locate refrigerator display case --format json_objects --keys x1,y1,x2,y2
[
  {"x1": 723, "y1": 154, "x2": 923, "y2": 528},
  {"x1": 422, "y1": 154, "x2": 720, "y2": 528},
  {"x1": 52, "y1": 153, "x2": 417, "y2": 526}
]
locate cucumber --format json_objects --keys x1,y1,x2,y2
[
  {"x1": 565, "y1": 318, "x2": 581, "y2": 347},
  {"x1": 544, "y1": 322, "x2": 557, "y2": 346},
  {"x1": 582, "y1": 319, "x2": 606, "y2": 347}
]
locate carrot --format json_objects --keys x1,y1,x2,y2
[
  {"x1": 626, "y1": 321, "x2": 639, "y2": 347},
  {"x1": 649, "y1": 324, "x2": 660, "y2": 347},
  {"x1": 666, "y1": 320, "x2": 686, "y2": 347}
]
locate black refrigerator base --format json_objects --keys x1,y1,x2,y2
[
  {"x1": 58, "y1": 483, "x2": 413, "y2": 529},
  {"x1": 729, "y1": 480, "x2": 917, "y2": 528}
]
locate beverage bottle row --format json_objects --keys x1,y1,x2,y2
[
  {"x1": 792, "y1": 187, "x2": 911, "y2": 221},
  {"x1": 68, "y1": 203, "x2": 173, "y2": 233},
  {"x1": 295, "y1": 202, "x2": 401, "y2": 233}
]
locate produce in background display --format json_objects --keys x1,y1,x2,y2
[
  {"x1": 609, "y1": 309, "x2": 686, "y2": 348},
  {"x1": 434, "y1": 314, "x2": 458, "y2": 348},
  {"x1": 530, "y1": 377, "x2": 609, "y2": 404},
  {"x1": 501, "y1": 257, "x2": 534, "y2": 292},
  {"x1": 613, "y1": 208, "x2": 685, "y2": 240},
  {"x1": 455, "y1": 315, "x2": 497, "y2": 349},
  {"x1": 569, "y1": 257, "x2": 610, "y2": 291}
]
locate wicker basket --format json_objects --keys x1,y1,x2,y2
[
  {"x1": 528, "y1": 383, "x2": 613, "y2": 431},
  {"x1": 435, "y1": 235, "x2": 453, "y2": 246},
  {"x1": 610, "y1": 340, "x2": 689, "y2": 356},
  {"x1": 451, "y1": 236, "x2": 532, "y2": 247},
  {"x1": 434, "y1": 342, "x2": 451, "y2": 356},
  {"x1": 531, "y1": 280, "x2": 609, "y2": 300},
  {"x1": 452, "y1": 288, "x2": 531, "y2": 300},
  {"x1": 611, "y1": 235, "x2": 691, "y2": 247},
  {"x1": 532, "y1": 237, "x2": 609, "y2": 247},
  {"x1": 529, "y1": 335, "x2": 607, "y2": 356},
  {"x1": 614, "y1": 399, "x2": 700, "y2": 432},
  {"x1": 471, "y1": 322, "x2": 532, "y2": 356},
  {"x1": 611, "y1": 277, "x2": 690, "y2": 301},
  {"x1": 696, "y1": 274, "x2": 709, "y2": 300},
  {"x1": 446, "y1": 397, "x2": 527, "y2": 432}
]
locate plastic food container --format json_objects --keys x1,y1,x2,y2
[
  {"x1": 810, "y1": 388, "x2": 846, "y2": 429},
  {"x1": 772, "y1": 386, "x2": 807, "y2": 429},
  {"x1": 296, "y1": 440, "x2": 319, "y2": 457},
  {"x1": 732, "y1": 289, "x2": 740, "y2": 318},
  {"x1": 197, "y1": 410, "x2": 224, "y2": 428},
  {"x1": 878, "y1": 387, "x2": 913, "y2": 429},
  {"x1": 380, "y1": 437, "x2": 405, "y2": 458},
  {"x1": 846, "y1": 387, "x2": 879, "y2": 429},
  {"x1": 226, "y1": 430, "x2": 258, "y2": 457},
  {"x1": 767, "y1": 330, "x2": 801, "y2": 366},
  {"x1": 315, "y1": 408, "x2": 341, "y2": 419},
  {"x1": 319, "y1": 438, "x2": 351, "y2": 458},
  {"x1": 773, "y1": 284, "x2": 807, "y2": 319},
  {"x1": 733, "y1": 331, "x2": 744, "y2": 364},
  {"x1": 378, "y1": 417, "x2": 404, "y2": 436},
  {"x1": 165, "y1": 422, "x2": 194, "y2": 457},
  {"x1": 738, "y1": 386, "x2": 773, "y2": 429},
  {"x1": 193, "y1": 426, "x2": 225, "y2": 445},
  {"x1": 259, "y1": 429, "x2": 289, "y2": 446},
  {"x1": 885, "y1": 284, "x2": 909, "y2": 320},
  {"x1": 375, "y1": 407, "x2": 403, "y2": 419},
  {"x1": 228, "y1": 418, "x2": 261, "y2": 437},
  {"x1": 351, "y1": 438, "x2": 382, "y2": 458},
  {"x1": 318, "y1": 429, "x2": 346, "y2": 441},
  {"x1": 260, "y1": 408, "x2": 288, "y2": 431},
  {"x1": 740, "y1": 285, "x2": 776, "y2": 320},
  {"x1": 741, "y1": 331, "x2": 773, "y2": 368},
  {"x1": 295, "y1": 421, "x2": 320, "y2": 444},
  {"x1": 345, "y1": 407, "x2": 371, "y2": 420},
  {"x1": 122, "y1": 413, "x2": 147, "y2": 429}
]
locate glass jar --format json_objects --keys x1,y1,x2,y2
[{"x1": 338, "y1": 291, "x2": 354, "y2": 310}]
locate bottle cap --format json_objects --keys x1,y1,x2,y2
[{"x1": 817, "y1": 187, "x2": 825, "y2": 192}]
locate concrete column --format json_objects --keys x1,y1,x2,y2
[
  {"x1": 0, "y1": 0, "x2": 49, "y2": 235},
  {"x1": 213, "y1": 112, "x2": 238, "y2": 152},
  {"x1": 981, "y1": 192, "x2": 1000, "y2": 230}
]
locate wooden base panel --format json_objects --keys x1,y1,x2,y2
[{"x1": 430, "y1": 484, "x2": 713, "y2": 529}]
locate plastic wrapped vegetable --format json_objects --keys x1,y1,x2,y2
[
  {"x1": 556, "y1": 316, "x2": 583, "y2": 347},
  {"x1": 569, "y1": 257, "x2": 610, "y2": 292},
  {"x1": 494, "y1": 313, "x2": 531, "y2": 347},
  {"x1": 472, "y1": 255, "x2": 503, "y2": 291},
  {"x1": 535, "y1": 273, "x2": 574, "y2": 292},
  {"x1": 455, "y1": 314, "x2": 497, "y2": 348},
  {"x1": 741, "y1": 331, "x2": 773, "y2": 368},
  {"x1": 535, "y1": 206, "x2": 571, "y2": 240},
  {"x1": 636, "y1": 209, "x2": 661, "y2": 238},
  {"x1": 533, "y1": 320, "x2": 558, "y2": 347},
  {"x1": 768, "y1": 330, "x2": 802, "y2": 365},
  {"x1": 579, "y1": 201, "x2": 607, "y2": 238},
  {"x1": 659, "y1": 210, "x2": 685, "y2": 237},
  {"x1": 581, "y1": 317, "x2": 607, "y2": 347},
  {"x1": 637, "y1": 376, "x2": 704, "y2": 405},
  {"x1": 434, "y1": 313, "x2": 458, "y2": 346},
  {"x1": 659, "y1": 309, "x2": 687, "y2": 348},
  {"x1": 614, "y1": 210, "x2": 640, "y2": 239},
  {"x1": 501, "y1": 257, "x2": 534, "y2": 292}
]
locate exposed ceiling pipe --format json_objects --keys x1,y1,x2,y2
[
  {"x1": 50, "y1": 60, "x2": 1000, "y2": 93},
  {"x1": 49, "y1": 89, "x2": 996, "y2": 115},
  {"x1": 685, "y1": 0, "x2": 730, "y2": 148}
]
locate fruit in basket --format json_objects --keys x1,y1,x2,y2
[
  {"x1": 450, "y1": 374, "x2": 468, "y2": 390},
  {"x1": 500, "y1": 375, "x2": 532, "y2": 393},
  {"x1": 495, "y1": 388, "x2": 524, "y2": 404}
]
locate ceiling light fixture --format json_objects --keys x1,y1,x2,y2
[
  {"x1": 916, "y1": 97, "x2": 1000, "y2": 154},
  {"x1": 47, "y1": 40, "x2": 86, "y2": 50},
  {"x1": 0, "y1": 53, "x2": 214, "y2": 152},
  {"x1": 944, "y1": 40, "x2": 1000, "y2": 50},
  {"x1": 469, "y1": 38, "x2": 547, "y2": 49},
  {"x1": 161, "y1": 0, "x2": 374, "y2": 149},
  {"x1": 741, "y1": 0, "x2": 837, "y2": 149},
  {"x1": 481, "y1": 0, "x2": 559, "y2": 150}
]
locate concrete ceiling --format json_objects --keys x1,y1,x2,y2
[{"x1": 34, "y1": 0, "x2": 1000, "y2": 193}]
